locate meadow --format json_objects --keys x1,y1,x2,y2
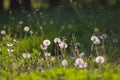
[{"x1": 0, "y1": 6, "x2": 120, "y2": 80}]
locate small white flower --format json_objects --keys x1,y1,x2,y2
[
  {"x1": 22, "y1": 53, "x2": 31, "y2": 59},
  {"x1": 1, "y1": 30, "x2": 6, "y2": 35},
  {"x1": 7, "y1": 48, "x2": 14, "y2": 53},
  {"x1": 54, "y1": 38, "x2": 61, "y2": 43},
  {"x1": 61, "y1": 59, "x2": 68, "y2": 67},
  {"x1": 40, "y1": 44, "x2": 47, "y2": 50},
  {"x1": 44, "y1": 52, "x2": 51, "y2": 57},
  {"x1": 59, "y1": 42, "x2": 68, "y2": 49},
  {"x1": 95, "y1": 56, "x2": 105, "y2": 64},
  {"x1": 43, "y1": 39, "x2": 51, "y2": 46},
  {"x1": 91, "y1": 36, "x2": 100, "y2": 44},
  {"x1": 24, "y1": 26, "x2": 30, "y2": 32},
  {"x1": 7, "y1": 43, "x2": 13, "y2": 47},
  {"x1": 13, "y1": 39, "x2": 19, "y2": 43}
]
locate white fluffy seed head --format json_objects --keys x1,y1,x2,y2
[
  {"x1": 75, "y1": 58, "x2": 84, "y2": 65},
  {"x1": 91, "y1": 36, "x2": 100, "y2": 44},
  {"x1": 1, "y1": 30, "x2": 6, "y2": 35},
  {"x1": 40, "y1": 44, "x2": 47, "y2": 50},
  {"x1": 74, "y1": 58, "x2": 84, "y2": 69},
  {"x1": 29, "y1": 30, "x2": 33, "y2": 35},
  {"x1": 54, "y1": 38, "x2": 61, "y2": 43},
  {"x1": 43, "y1": 39, "x2": 51, "y2": 46},
  {"x1": 24, "y1": 26, "x2": 30, "y2": 32},
  {"x1": 61, "y1": 59, "x2": 68, "y2": 67},
  {"x1": 74, "y1": 58, "x2": 88, "y2": 69},
  {"x1": 59, "y1": 42, "x2": 68, "y2": 49},
  {"x1": 95, "y1": 56, "x2": 105, "y2": 64}
]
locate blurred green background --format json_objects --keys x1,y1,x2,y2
[{"x1": 0, "y1": 0, "x2": 120, "y2": 11}]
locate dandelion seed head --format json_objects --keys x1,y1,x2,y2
[
  {"x1": 24, "y1": 26, "x2": 30, "y2": 32},
  {"x1": 61, "y1": 59, "x2": 68, "y2": 67},
  {"x1": 59, "y1": 42, "x2": 68, "y2": 49},
  {"x1": 40, "y1": 44, "x2": 47, "y2": 50},
  {"x1": 54, "y1": 38, "x2": 61, "y2": 43},
  {"x1": 80, "y1": 52, "x2": 85, "y2": 58},
  {"x1": 1, "y1": 30, "x2": 6, "y2": 35},
  {"x1": 29, "y1": 30, "x2": 34, "y2": 35},
  {"x1": 75, "y1": 58, "x2": 84, "y2": 65},
  {"x1": 91, "y1": 36, "x2": 100, "y2": 44},
  {"x1": 95, "y1": 56, "x2": 105, "y2": 64},
  {"x1": 74, "y1": 58, "x2": 88, "y2": 69},
  {"x1": 43, "y1": 39, "x2": 51, "y2": 46}
]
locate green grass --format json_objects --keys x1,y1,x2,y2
[{"x1": 0, "y1": 67, "x2": 120, "y2": 80}]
